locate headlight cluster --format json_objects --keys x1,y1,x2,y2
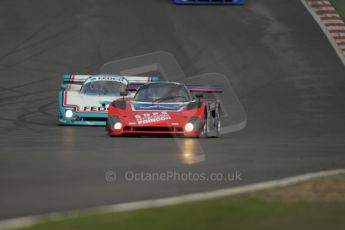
[
  {"x1": 65, "y1": 109, "x2": 73, "y2": 118},
  {"x1": 184, "y1": 122, "x2": 194, "y2": 132},
  {"x1": 114, "y1": 122, "x2": 122, "y2": 130}
]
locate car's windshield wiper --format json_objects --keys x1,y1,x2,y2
[{"x1": 152, "y1": 96, "x2": 187, "y2": 103}]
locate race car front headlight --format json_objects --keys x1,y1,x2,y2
[
  {"x1": 185, "y1": 122, "x2": 194, "y2": 132},
  {"x1": 114, "y1": 122, "x2": 122, "y2": 130},
  {"x1": 65, "y1": 109, "x2": 73, "y2": 118}
]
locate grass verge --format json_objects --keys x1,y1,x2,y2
[{"x1": 16, "y1": 173, "x2": 345, "y2": 230}]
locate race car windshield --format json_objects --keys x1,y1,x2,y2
[
  {"x1": 134, "y1": 84, "x2": 191, "y2": 103},
  {"x1": 81, "y1": 81, "x2": 126, "y2": 95}
]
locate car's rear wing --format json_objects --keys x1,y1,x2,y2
[
  {"x1": 126, "y1": 76, "x2": 161, "y2": 91},
  {"x1": 126, "y1": 76, "x2": 159, "y2": 84},
  {"x1": 187, "y1": 85, "x2": 224, "y2": 93},
  {"x1": 63, "y1": 74, "x2": 91, "y2": 84},
  {"x1": 127, "y1": 84, "x2": 224, "y2": 93},
  {"x1": 127, "y1": 84, "x2": 146, "y2": 91},
  {"x1": 63, "y1": 74, "x2": 159, "y2": 84},
  {"x1": 61, "y1": 75, "x2": 159, "y2": 91}
]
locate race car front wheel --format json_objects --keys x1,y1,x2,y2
[
  {"x1": 201, "y1": 119, "x2": 208, "y2": 138},
  {"x1": 199, "y1": 110, "x2": 209, "y2": 138}
]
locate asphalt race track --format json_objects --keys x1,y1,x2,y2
[{"x1": 0, "y1": 0, "x2": 344, "y2": 220}]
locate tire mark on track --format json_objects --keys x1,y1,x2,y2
[
  {"x1": 0, "y1": 9, "x2": 75, "y2": 64},
  {"x1": 0, "y1": 79, "x2": 51, "y2": 97},
  {"x1": 0, "y1": 29, "x2": 79, "y2": 69},
  {"x1": 0, "y1": 89, "x2": 55, "y2": 104},
  {"x1": 0, "y1": 23, "x2": 55, "y2": 63},
  {"x1": 0, "y1": 95, "x2": 55, "y2": 107},
  {"x1": 0, "y1": 98, "x2": 56, "y2": 135}
]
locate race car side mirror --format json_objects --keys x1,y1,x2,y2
[
  {"x1": 195, "y1": 94, "x2": 203, "y2": 101},
  {"x1": 120, "y1": 91, "x2": 128, "y2": 101}
]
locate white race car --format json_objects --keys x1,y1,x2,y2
[{"x1": 58, "y1": 74, "x2": 158, "y2": 126}]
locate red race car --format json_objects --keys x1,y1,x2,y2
[{"x1": 106, "y1": 82, "x2": 223, "y2": 138}]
